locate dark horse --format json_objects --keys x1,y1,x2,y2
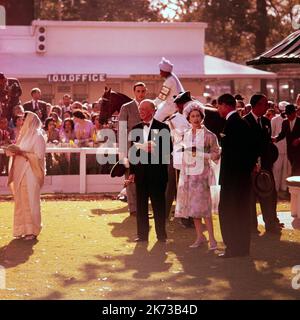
[{"x1": 99, "y1": 87, "x2": 132, "y2": 125}]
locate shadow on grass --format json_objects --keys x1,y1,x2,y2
[
  {"x1": 0, "y1": 239, "x2": 38, "y2": 268},
  {"x1": 33, "y1": 212, "x2": 300, "y2": 300},
  {"x1": 90, "y1": 205, "x2": 129, "y2": 216}
]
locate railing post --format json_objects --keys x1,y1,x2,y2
[{"x1": 79, "y1": 148, "x2": 86, "y2": 194}]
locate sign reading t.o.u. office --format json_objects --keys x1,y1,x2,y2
[{"x1": 48, "y1": 74, "x2": 106, "y2": 83}]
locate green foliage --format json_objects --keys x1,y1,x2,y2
[{"x1": 35, "y1": 0, "x2": 161, "y2": 21}]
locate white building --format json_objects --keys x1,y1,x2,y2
[{"x1": 0, "y1": 20, "x2": 275, "y2": 103}]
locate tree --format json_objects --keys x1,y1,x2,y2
[{"x1": 35, "y1": 0, "x2": 161, "y2": 21}]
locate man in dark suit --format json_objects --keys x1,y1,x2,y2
[
  {"x1": 23, "y1": 88, "x2": 47, "y2": 122},
  {"x1": 128, "y1": 99, "x2": 172, "y2": 242},
  {"x1": 274, "y1": 104, "x2": 300, "y2": 176},
  {"x1": 217, "y1": 94, "x2": 256, "y2": 258},
  {"x1": 244, "y1": 94, "x2": 282, "y2": 234}
]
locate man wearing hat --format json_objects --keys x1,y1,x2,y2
[
  {"x1": 273, "y1": 104, "x2": 300, "y2": 176},
  {"x1": 244, "y1": 94, "x2": 282, "y2": 234},
  {"x1": 0, "y1": 72, "x2": 22, "y2": 121},
  {"x1": 271, "y1": 101, "x2": 290, "y2": 193},
  {"x1": 154, "y1": 57, "x2": 184, "y2": 122},
  {"x1": 164, "y1": 91, "x2": 191, "y2": 223}
]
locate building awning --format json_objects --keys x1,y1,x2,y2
[
  {"x1": 247, "y1": 30, "x2": 300, "y2": 65},
  {"x1": 0, "y1": 53, "x2": 276, "y2": 79}
]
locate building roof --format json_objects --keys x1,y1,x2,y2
[
  {"x1": 0, "y1": 53, "x2": 276, "y2": 79},
  {"x1": 247, "y1": 30, "x2": 300, "y2": 65}
]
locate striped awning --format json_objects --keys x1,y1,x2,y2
[{"x1": 247, "y1": 30, "x2": 300, "y2": 65}]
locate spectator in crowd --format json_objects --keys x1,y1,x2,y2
[
  {"x1": 11, "y1": 115, "x2": 24, "y2": 142},
  {"x1": 23, "y1": 88, "x2": 47, "y2": 122},
  {"x1": 244, "y1": 93, "x2": 282, "y2": 234},
  {"x1": 0, "y1": 116, "x2": 12, "y2": 174},
  {"x1": 265, "y1": 108, "x2": 276, "y2": 121},
  {"x1": 73, "y1": 110, "x2": 93, "y2": 142},
  {"x1": 271, "y1": 101, "x2": 290, "y2": 193},
  {"x1": 71, "y1": 101, "x2": 83, "y2": 111},
  {"x1": 6, "y1": 111, "x2": 46, "y2": 241},
  {"x1": 44, "y1": 117, "x2": 60, "y2": 143},
  {"x1": 175, "y1": 101, "x2": 220, "y2": 250},
  {"x1": 61, "y1": 94, "x2": 72, "y2": 113},
  {"x1": 273, "y1": 104, "x2": 300, "y2": 176},
  {"x1": 63, "y1": 110, "x2": 72, "y2": 121},
  {"x1": 92, "y1": 101, "x2": 101, "y2": 113},
  {"x1": 0, "y1": 72, "x2": 22, "y2": 121},
  {"x1": 49, "y1": 111, "x2": 62, "y2": 130},
  {"x1": 60, "y1": 118, "x2": 76, "y2": 143},
  {"x1": 9, "y1": 104, "x2": 25, "y2": 129}
]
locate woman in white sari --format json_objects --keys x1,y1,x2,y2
[{"x1": 6, "y1": 111, "x2": 46, "y2": 240}]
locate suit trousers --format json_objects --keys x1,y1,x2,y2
[
  {"x1": 219, "y1": 183, "x2": 251, "y2": 255},
  {"x1": 165, "y1": 158, "x2": 178, "y2": 219},
  {"x1": 250, "y1": 170, "x2": 278, "y2": 229},
  {"x1": 136, "y1": 180, "x2": 167, "y2": 240}
]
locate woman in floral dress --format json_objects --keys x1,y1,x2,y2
[{"x1": 175, "y1": 101, "x2": 221, "y2": 250}]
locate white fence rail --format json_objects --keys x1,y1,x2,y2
[{"x1": 0, "y1": 147, "x2": 124, "y2": 195}]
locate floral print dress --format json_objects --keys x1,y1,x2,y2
[{"x1": 175, "y1": 126, "x2": 220, "y2": 219}]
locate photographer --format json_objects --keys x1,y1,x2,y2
[{"x1": 0, "y1": 72, "x2": 22, "y2": 121}]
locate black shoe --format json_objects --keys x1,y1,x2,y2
[
  {"x1": 130, "y1": 211, "x2": 136, "y2": 216},
  {"x1": 134, "y1": 237, "x2": 148, "y2": 242},
  {"x1": 157, "y1": 238, "x2": 167, "y2": 243},
  {"x1": 265, "y1": 227, "x2": 282, "y2": 234}
]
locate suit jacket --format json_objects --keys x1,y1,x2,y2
[
  {"x1": 129, "y1": 118, "x2": 172, "y2": 186},
  {"x1": 219, "y1": 112, "x2": 256, "y2": 188},
  {"x1": 23, "y1": 100, "x2": 48, "y2": 122},
  {"x1": 244, "y1": 112, "x2": 276, "y2": 171},
  {"x1": 118, "y1": 100, "x2": 141, "y2": 155},
  {"x1": 276, "y1": 116, "x2": 300, "y2": 163}
]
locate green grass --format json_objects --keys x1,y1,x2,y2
[{"x1": 0, "y1": 199, "x2": 299, "y2": 300}]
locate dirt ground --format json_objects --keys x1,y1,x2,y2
[{"x1": 0, "y1": 198, "x2": 300, "y2": 300}]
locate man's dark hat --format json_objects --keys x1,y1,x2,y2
[
  {"x1": 110, "y1": 160, "x2": 126, "y2": 178},
  {"x1": 173, "y1": 91, "x2": 192, "y2": 104},
  {"x1": 234, "y1": 94, "x2": 244, "y2": 101},
  {"x1": 0, "y1": 72, "x2": 6, "y2": 80},
  {"x1": 252, "y1": 169, "x2": 274, "y2": 198},
  {"x1": 285, "y1": 104, "x2": 297, "y2": 115}
]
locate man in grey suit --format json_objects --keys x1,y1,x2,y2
[{"x1": 118, "y1": 82, "x2": 146, "y2": 215}]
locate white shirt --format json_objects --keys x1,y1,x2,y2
[
  {"x1": 226, "y1": 110, "x2": 237, "y2": 120},
  {"x1": 143, "y1": 118, "x2": 153, "y2": 142},
  {"x1": 290, "y1": 118, "x2": 296, "y2": 131},
  {"x1": 154, "y1": 73, "x2": 184, "y2": 122},
  {"x1": 271, "y1": 114, "x2": 286, "y2": 154}
]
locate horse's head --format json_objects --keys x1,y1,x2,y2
[{"x1": 99, "y1": 86, "x2": 132, "y2": 124}]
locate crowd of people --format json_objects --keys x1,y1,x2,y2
[{"x1": 1, "y1": 56, "x2": 300, "y2": 257}]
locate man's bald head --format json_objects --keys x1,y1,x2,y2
[{"x1": 139, "y1": 99, "x2": 156, "y2": 122}]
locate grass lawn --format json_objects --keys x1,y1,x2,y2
[{"x1": 0, "y1": 198, "x2": 300, "y2": 300}]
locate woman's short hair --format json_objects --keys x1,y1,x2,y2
[
  {"x1": 63, "y1": 118, "x2": 75, "y2": 130},
  {"x1": 73, "y1": 110, "x2": 86, "y2": 120},
  {"x1": 44, "y1": 117, "x2": 55, "y2": 130}
]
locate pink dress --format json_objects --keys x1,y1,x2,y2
[{"x1": 175, "y1": 126, "x2": 220, "y2": 218}]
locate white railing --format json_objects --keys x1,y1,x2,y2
[{"x1": 0, "y1": 147, "x2": 124, "y2": 195}]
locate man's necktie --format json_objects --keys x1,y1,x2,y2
[
  {"x1": 257, "y1": 117, "x2": 262, "y2": 128},
  {"x1": 35, "y1": 101, "x2": 39, "y2": 110},
  {"x1": 143, "y1": 122, "x2": 150, "y2": 127}
]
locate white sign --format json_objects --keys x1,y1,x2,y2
[{"x1": 48, "y1": 74, "x2": 106, "y2": 83}]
